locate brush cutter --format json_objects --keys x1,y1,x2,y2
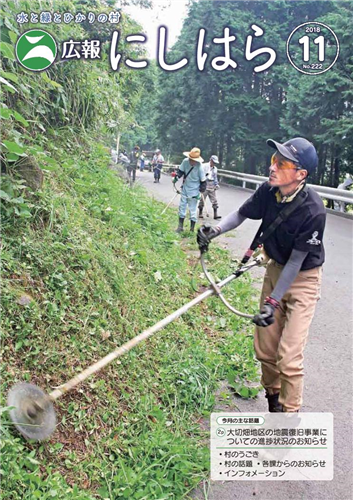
[
  {"x1": 200, "y1": 193, "x2": 210, "y2": 217},
  {"x1": 161, "y1": 185, "x2": 180, "y2": 215},
  {"x1": 7, "y1": 248, "x2": 268, "y2": 442}
]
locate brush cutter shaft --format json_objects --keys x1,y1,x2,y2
[
  {"x1": 49, "y1": 270, "x2": 240, "y2": 402},
  {"x1": 201, "y1": 193, "x2": 209, "y2": 216},
  {"x1": 161, "y1": 191, "x2": 179, "y2": 214}
]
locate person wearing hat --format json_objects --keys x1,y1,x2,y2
[
  {"x1": 334, "y1": 175, "x2": 353, "y2": 212},
  {"x1": 199, "y1": 154, "x2": 222, "y2": 220},
  {"x1": 152, "y1": 148, "x2": 165, "y2": 183},
  {"x1": 197, "y1": 137, "x2": 326, "y2": 413},
  {"x1": 139, "y1": 152, "x2": 146, "y2": 172},
  {"x1": 129, "y1": 145, "x2": 140, "y2": 183},
  {"x1": 173, "y1": 147, "x2": 207, "y2": 233}
]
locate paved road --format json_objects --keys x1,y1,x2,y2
[{"x1": 136, "y1": 170, "x2": 353, "y2": 500}]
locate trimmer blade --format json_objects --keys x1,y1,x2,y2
[{"x1": 7, "y1": 383, "x2": 56, "y2": 441}]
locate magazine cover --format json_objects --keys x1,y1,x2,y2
[{"x1": 1, "y1": 1, "x2": 352, "y2": 499}]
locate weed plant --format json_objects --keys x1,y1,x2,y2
[{"x1": 1, "y1": 141, "x2": 260, "y2": 500}]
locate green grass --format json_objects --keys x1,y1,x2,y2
[{"x1": 1, "y1": 140, "x2": 260, "y2": 499}]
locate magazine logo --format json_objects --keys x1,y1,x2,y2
[{"x1": 16, "y1": 29, "x2": 57, "y2": 71}]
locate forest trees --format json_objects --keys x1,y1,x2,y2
[
  {"x1": 0, "y1": 0, "x2": 155, "y2": 175},
  {"x1": 0, "y1": 0, "x2": 159, "y2": 220},
  {"x1": 1, "y1": 0, "x2": 351, "y2": 190},
  {"x1": 155, "y1": 0, "x2": 353, "y2": 186}
]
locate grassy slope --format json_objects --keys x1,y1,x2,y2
[{"x1": 1, "y1": 142, "x2": 260, "y2": 500}]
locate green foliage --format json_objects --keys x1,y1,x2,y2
[
  {"x1": 281, "y1": 1, "x2": 353, "y2": 185},
  {"x1": 1, "y1": 411, "x2": 94, "y2": 500},
  {"x1": 0, "y1": 0, "x2": 155, "y2": 221},
  {"x1": 1, "y1": 2, "x2": 262, "y2": 497},
  {"x1": 1, "y1": 140, "x2": 260, "y2": 499},
  {"x1": 155, "y1": 0, "x2": 352, "y2": 184},
  {"x1": 0, "y1": 175, "x2": 32, "y2": 219}
]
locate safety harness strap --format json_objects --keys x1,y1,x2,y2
[{"x1": 241, "y1": 186, "x2": 309, "y2": 264}]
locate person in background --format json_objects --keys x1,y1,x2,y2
[
  {"x1": 152, "y1": 148, "x2": 165, "y2": 183},
  {"x1": 334, "y1": 175, "x2": 353, "y2": 212},
  {"x1": 129, "y1": 146, "x2": 140, "y2": 183},
  {"x1": 140, "y1": 152, "x2": 146, "y2": 172},
  {"x1": 118, "y1": 151, "x2": 130, "y2": 167},
  {"x1": 173, "y1": 147, "x2": 207, "y2": 233},
  {"x1": 199, "y1": 154, "x2": 222, "y2": 220}
]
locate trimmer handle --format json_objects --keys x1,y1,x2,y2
[{"x1": 198, "y1": 224, "x2": 212, "y2": 254}]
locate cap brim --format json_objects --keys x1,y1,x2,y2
[{"x1": 267, "y1": 139, "x2": 298, "y2": 163}]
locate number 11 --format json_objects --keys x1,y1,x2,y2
[{"x1": 299, "y1": 35, "x2": 325, "y2": 62}]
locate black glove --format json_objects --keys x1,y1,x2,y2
[
  {"x1": 252, "y1": 298, "x2": 278, "y2": 327},
  {"x1": 197, "y1": 225, "x2": 220, "y2": 253}
]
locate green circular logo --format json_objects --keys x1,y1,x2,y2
[{"x1": 16, "y1": 29, "x2": 57, "y2": 71}]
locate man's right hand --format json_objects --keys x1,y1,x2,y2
[
  {"x1": 172, "y1": 176, "x2": 179, "y2": 184},
  {"x1": 197, "y1": 225, "x2": 221, "y2": 253}
]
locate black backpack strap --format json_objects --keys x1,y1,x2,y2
[
  {"x1": 241, "y1": 186, "x2": 308, "y2": 264},
  {"x1": 180, "y1": 165, "x2": 195, "y2": 189},
  {"x1": 184, "y1": 166, "x2": 194, "y2": 180}
]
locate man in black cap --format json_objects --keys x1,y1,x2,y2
[{"x1": 197, "y1": 137, "x2": 326, "y2": 413}]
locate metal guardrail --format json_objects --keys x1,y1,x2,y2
[{"x1": 163, "y1": 164, "x2": 353, "y2": 205}]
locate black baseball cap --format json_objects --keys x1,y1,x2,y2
[{"x1": 267, "y1": 137, "x2": 318, "y2": 175}]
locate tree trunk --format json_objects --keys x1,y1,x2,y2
[
  {"x1": 243, "y1": 143, "x2": 257, "y2": 175},
  {"x1": 329, "y1": 147, "x2": 335, "y2": 186},
  {"x1": 316, "y1": 144, "x2": 325, "y2": 185},
  {"x1": 225, "y1": 132, "x2": 232, "y2": 168},
  {"x1": 218, "y1": 135, "x2": 225, "y2": 166},
  {"x1": 320, "y1": 146, "x2": 327, "y2": 185},
  {"x1": 333, "y1": 147, "x2": 340, "y2": 187},
  {"x1": 327, "y1": 147, "x2": 335, "y2": 208}
]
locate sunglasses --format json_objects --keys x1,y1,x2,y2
[{"x1": 270, "y1": 153, "x2": 302, "y2": 171}]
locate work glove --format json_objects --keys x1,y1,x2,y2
[
  {"x1": 172, "y1": 176, "x2": 179, "y2": 184},
  {"x1": 197, "y1": 225, "x2": 221, "y2": 253},
  {"x1": 215, "y1": 185, "x2": 220, "y2": 190},
  {"x1": 193, "y1": 193, "x2": 201, "y2": 200},
  {"x1": 252, "y1": 297, "x2": 279, "y2": 327}
]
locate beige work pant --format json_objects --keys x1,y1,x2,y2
[
  {"x1": 254, "y1": 260, "x2": 322, "y2": 411},
  {"x1": 199, "y1": 187, "x2": 218, "y2": 209}
]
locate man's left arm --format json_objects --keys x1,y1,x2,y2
[
  {"x1": 172, "y1": 159, "x2": 186, "y2": 184},
  {"x1": 214, "y1": 169, "x2": 219, "y2": 188},
  {"x1": 199, "y1": 165, "x2": 207, "y2": 192}
]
